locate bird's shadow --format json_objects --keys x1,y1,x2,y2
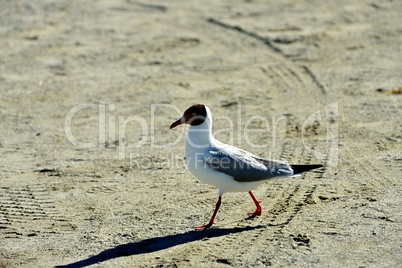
[{"x1": 55, "y1": 225, "x2": 264, "y2": 268}]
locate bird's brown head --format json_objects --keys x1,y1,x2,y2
[{"x1": 170, "y1": 104, "x2": 207, "y2": 129}]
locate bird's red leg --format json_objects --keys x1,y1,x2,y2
[
  {"x1": 195, "y1": 196, "x2": 222, "y2": 230},
  {"x1": 247, "y1": 191, "x2": 262, "y2": 218}
]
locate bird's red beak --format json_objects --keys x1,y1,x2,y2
[{"x1": 170, "y1": 117, "x2": 184, "y2": 129}]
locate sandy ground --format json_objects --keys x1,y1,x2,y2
[{"x1": 1, "y1": 0, "x2": 401, "y2": 267}]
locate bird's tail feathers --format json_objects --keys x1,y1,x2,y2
[{"x1": 291, "y1": 164, "x2": 323, "y2": 175}]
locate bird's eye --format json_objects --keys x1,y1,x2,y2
[{"x1": 192, "y1": 113, "x2": 196, "y2": 117}]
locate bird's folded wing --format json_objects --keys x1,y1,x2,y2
[{"x1": 204, "y1": 146, "x2": 293, "y2": 182}]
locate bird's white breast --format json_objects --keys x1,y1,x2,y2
[{"x1": 185, "y1": 130, "x2": 263, "y2": 194}]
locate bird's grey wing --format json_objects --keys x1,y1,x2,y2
[{"x1": 204, "y1": 146, "x2": 293, "y2": 182}]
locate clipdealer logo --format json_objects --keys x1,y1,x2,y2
[{"x1": 64, "y1": 101, "x2": 338, "y2": 166}]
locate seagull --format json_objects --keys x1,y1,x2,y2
[{"x1": 170, "y1": 104, "x2": 323, "y2": 230}]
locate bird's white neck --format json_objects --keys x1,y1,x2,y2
[{"x1": 186, "y1": 117, "x2": 213, "y2": 149}]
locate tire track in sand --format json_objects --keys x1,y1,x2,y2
[
  {"x1": 0, "y1": 184, "x2": 75, "y2": 238},
  {"x1": 207, "y1": 18, "x2": 328, "y2": 96}
]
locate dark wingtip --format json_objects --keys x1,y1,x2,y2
[{"x1": 291, "y1": 164, "x2": 323, "y2": 175}]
